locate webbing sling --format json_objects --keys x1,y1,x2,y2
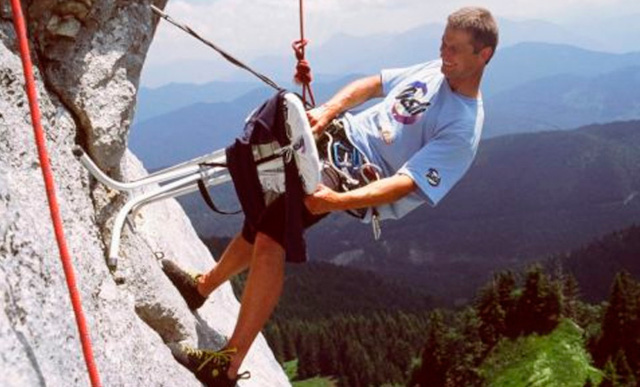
[
  {"x1": 195, "y1": 161, "x2": 241, "y2": 215},
  {"x1": 196, "y1": 181, "x2": 241, "y2": 215}
]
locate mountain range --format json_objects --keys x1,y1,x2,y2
[
  {"x1": 484, "y1": 64, "x2": 640, "y2": 137},
  {"x1": 141, "y1": 15, "x2": 640, "y2": 87},
  {"x1": 133, "y1": 80, "x2": 258, "y2": 123},
  {"x1": 131, "y1": 42, "x2": 640, "y2": 170},
  {"x1": 482, "y1": 42, "x2": 640, "y2": 97}
]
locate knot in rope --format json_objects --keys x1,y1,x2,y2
[
  {"x1": 292, "y1": 39, "x2": 315, "y2": 107},
  {"x1": 292, "y1": 38, "x2": 308, "y2": 61},
  {"x1": 294, "y1": 59, "x2": 312, "y2": 85}
]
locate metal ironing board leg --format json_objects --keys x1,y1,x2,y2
[
  {"x1": 130, "y1": 168, "x2": 232, "y2": 218},
  {"x1": 73, "y1": 146, "x2": 226, "y2": 192},
  {"x1": 107, "y1": 165, "x2": 230, "y2": 270},
  {"x1": 73, "y1": 145, "x2": 230, "y2": 269}
]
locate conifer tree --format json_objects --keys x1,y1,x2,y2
[
  {"x1": 475, "y1": 281, "x2": 505, "y2": 348},
  {"x1": 541, "y1": 281, "x2": 562, "y2": 333},
  {"x1": 562, "y1": 273, "x2": 581, "y2": 321},
  {"x1": 613, "y1": 350, "x2": 637, "y2": 387},
  {"x1": 297, "y1": 334, "x2": 321, "y2": 379},
  {"x1": 600, "y1": 358, "x2": 619, "y2": 387},
  {"x1": 513, "y1": 267, "x2": 540, "y2": 335},
  {"x1": 317, "y1": 329, "x2": 338, "y2": 376},
  {"x1": 495, "y1": 271, "x2": 518, "y2": 337},
  {"x1": 598, "y1": 271, "x2": 638, "y2": 367},
  {"x1": 343, "y1": 341, "x2": 374, "y2": 387},
  {"x1": 408, "y1": 310, "x2": 449, "y2": 386},
  {"x1": 282, "y1": 328, "x2": 297, "y2": 361},
  {"x1": 514, "y1": 265, "x2": 561, "y2": 335},
  {"x1": 264, "y1": 324, "x2": 284, "y2": 362},
  {"x1": 445, "y1": 308, "x2": 485, "y2": 386}
]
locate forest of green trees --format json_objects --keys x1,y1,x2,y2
[
  {"x1": 262, "y1": 266, "x2": 639, "y2": 386},
  {"x1": 216, "y1": 226, "x2": 640, "y2": 386}
]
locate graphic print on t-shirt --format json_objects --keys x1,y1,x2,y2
[{"x1": 391, "y1": 81, "x2": 431, "y2": 125}]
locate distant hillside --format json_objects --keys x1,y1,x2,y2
[
  {"x1": 277, "y1": 261, "x2": 433, "y2": 320},
  {"x1": 549, "y1": 225, "x2": 640, "y2": 303},
  {"x1": 130, "y1": 101, "x2": 242, "y2": 170},
  {"x1": 204, "y1": 234, "x2": 434, "y2": 320},
  {"x1": 306, "y1": 41, "x2": 640, "y2": 99},
  {"x1": 232, "y1": 259, "x2": 435, "y2": 385},
  {"x1": 484, "y1": 66, "x2": 640, "y2": 137},
  {"x1": 134, "y1": 80, "x2": 259, "y2": 123},
  {"x1": 483, "y1": 42, "x2": 640, "y2": 97}
]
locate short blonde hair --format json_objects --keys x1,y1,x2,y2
[{"x1": 447, "y1": 7, "x2": 499, "y2": 63}]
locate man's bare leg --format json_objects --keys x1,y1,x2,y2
[
  {"x1": 196, "y1": 232, "x2": 254, "y2": 297},
  {"x1": 225, "y1": 232, "x2": 286, "y2": 378}
]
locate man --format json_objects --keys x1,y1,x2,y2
[{"x1": 164, "y1": 6, "x2": 498, "y2": 386}]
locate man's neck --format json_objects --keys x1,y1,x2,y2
[{"x1": 447, "y1": 74, "x2": 482, "y2": 99}]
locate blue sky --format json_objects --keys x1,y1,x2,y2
[{"x1": 143, "y1": 0, "x2": 640, "y2": 86}]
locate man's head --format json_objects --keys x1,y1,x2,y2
[{"x1": 440, "y1": 7, "x2": 498, "y2": 88}]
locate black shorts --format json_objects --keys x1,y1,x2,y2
[
  {"x1": 241, "y1": 120, "x2": 351, "y2": 262},
  {"x1": 241, "y1": 163, "x2": 342, "y2": 261}
]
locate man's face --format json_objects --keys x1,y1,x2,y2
[{"x1": 439, "y1": 26, "x2": 487, "y2": 81}]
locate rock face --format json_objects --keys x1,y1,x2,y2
[{"x1": 0, "y1": 1, "x2": 289, "y2": 386}]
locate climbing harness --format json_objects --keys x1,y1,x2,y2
[
  {"x1": 319, "y1": 121, "x2": 383, "y2": 192},
  {"x1": 317, "y1": 121, "x2": 383, "y2": 239},
  {"x1": 9, "y1": 0, "x2": 102, "y2": 385}
]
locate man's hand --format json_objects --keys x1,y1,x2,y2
[
  {"x1": 305, "y1": 74, "x2": 383, "y2": 137},
  {"x1": 305, "y1": 174, "x2": 416, "y2": 215},
  {"x1": 306, "y1": 105, "x2": 333, "y2": 137},
  {"x1": 304, "y1": 184, "x2": 343, "y2": 215}
]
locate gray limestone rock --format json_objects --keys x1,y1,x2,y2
[{"x1": 0, "y1": 1, "x2": 289, "y2": 386}]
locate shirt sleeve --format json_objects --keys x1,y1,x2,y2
[
  {"x1": 381, "y1": 61, "x2": 439, "y2": 97},
  {"x1": 397, "y1": 126, "x2": 476, "y2": 207},
  {"x1": 380, "y1": 59, "x2": 441, "y2": 97}
]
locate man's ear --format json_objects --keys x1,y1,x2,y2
[{"x1": 480, "y1": 46, "x2": 493, "y2": 64}]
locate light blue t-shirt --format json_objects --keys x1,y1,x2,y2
[{"x1": 343, "y1": 59, "x2": 484, "y2": 221}]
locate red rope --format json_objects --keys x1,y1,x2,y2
[
  {"x1": 9, "y1": 2, "x2": 102, "y2": 386},
  {"x1": 292, "y1": 0, "x2": 315, "y2": 107}
]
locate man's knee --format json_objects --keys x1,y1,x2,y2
[{"x1": 253, "y1": 233, "x2": 285, "y2": 264}]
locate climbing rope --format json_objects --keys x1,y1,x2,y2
[
  {"x1": 150, "y1": 5, "x2": 282, "y2": 92},
  {"x1": 9, "y1": 1, "x2": 102, "y2": 386},
  {"x1": 292, "y1": 0, "x2": 316, "y2": 107}
]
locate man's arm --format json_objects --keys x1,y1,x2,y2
[
  {"x1": 307, "y1": 75, "x2": 383, "y2": 135},
  {"x1": 304, "y1": 174, "x2": 416, "y2": 215}
]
